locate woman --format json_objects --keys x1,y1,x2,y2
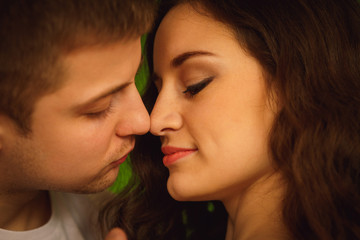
[{"x1": 101, "y1": 0, "x2": 360, "y2": 239}]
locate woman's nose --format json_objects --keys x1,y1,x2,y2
[{"x1": 150, "y1": 90, "x2": 182, "y2": 136}]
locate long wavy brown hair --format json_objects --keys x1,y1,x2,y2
[{"x1": 100, "y1": 0, "x2": 360, "y2": 239}]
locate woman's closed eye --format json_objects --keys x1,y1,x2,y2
[{"x1": 183, "y1": 76, "x2": 214, "y2": 97}]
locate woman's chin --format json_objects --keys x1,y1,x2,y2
[{"x1": 167, "y1": 182, "x2": 208, "y2": 202}]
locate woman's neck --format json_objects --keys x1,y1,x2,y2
[{"x1": 222, "y1": 173, "x2": 289, "y2": 240}]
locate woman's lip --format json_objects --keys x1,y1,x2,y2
[
  {"x1": 161, "y1": 146, "x2": 197, "y2": 166},
  {"x1": 161, "y1": 146, "x2": 196, "y2": 155}
]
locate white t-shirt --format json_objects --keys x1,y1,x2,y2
[{"x1": 0, "y1": 191, "x2": 102, "y2": 240}]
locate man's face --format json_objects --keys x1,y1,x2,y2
[{"x1": 0, "y1": 38, "x2": 150, "y2": 193}]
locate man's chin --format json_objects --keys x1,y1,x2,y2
[{"x1": 71, "y1": 174, "x2": 119, "y2": 194}]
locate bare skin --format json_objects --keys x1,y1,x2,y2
[{"x1": 0, "y1": 191, "x2": 50, "y2": 231}]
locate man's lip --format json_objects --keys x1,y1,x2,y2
[{"x1": 111, "y1": 148, "x2": 133, "y2": 166}]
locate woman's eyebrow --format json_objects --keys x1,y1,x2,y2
[
  {"x1": 152, "y1": 51, "x2": 217, "y2": 84},
  {"x1": 171, "y1": 51, "x2": 216, "y2": 68}
]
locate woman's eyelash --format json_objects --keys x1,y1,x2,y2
[{"x1": 183, "y1": 76, "x2": 214, "y2": 97}]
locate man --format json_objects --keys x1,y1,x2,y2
[{"x1": 0, "y1": 0, "x2": 155, "y2": 239}]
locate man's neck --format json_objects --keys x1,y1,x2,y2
[{"x1": 0, "y1": 190, "x2": 51, "y2": 231}]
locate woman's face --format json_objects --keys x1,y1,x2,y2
[{"x1": 151, "y1": 3, "x2": 276, "y2": 202}]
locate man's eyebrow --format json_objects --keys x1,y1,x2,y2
[
  {"x1": 171, "y1": 51, "x2": 216, "y2": 68},
  {"x1": 87, "y1": 55, "x2": 144, "y2": 103},
  {"x1": 74, "y1": 81, "x2": 132, "y2": 111},
  {"x1": 73, "y1": 55, "x2": 143, "y2": 112},
  {"x1": 94, "y1": 82, "x2": 132, "y2": 102}
]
